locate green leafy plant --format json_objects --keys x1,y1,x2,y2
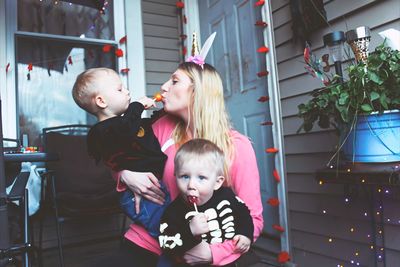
[{"x1": 297, "y1": 42, "x2": 400, "y2": 133}]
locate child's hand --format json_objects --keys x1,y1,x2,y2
[
  {"x1": 189, "y1": 213, "x2": 209, "y2": 236},
  {"x1": 233, "y1": 235, "x2": 251, "y2": 253},
  {"x1": 138, "y1": 96, "x2": 156, "y2": 109}
]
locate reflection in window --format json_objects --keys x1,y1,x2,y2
[
  {"x1": 18, "y1": 0, "x2": 114, "y2": 40},
  {"x1": 17, "y1": 38, "x2": 116, "y2": 146}
]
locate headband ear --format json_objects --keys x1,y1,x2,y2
[
  {"x1": 186, "y1": 32, "x2": 217, "y2": 68},
  {"x1": 199, "y1": 32, "x2": 217, "y2": 60}
]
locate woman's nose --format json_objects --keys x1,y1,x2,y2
[{"x1": 161, "y1": 81, "x2": 169, "y2": 92}]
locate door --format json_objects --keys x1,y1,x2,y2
[{"x1": 199, "y1": 0, "x2": 280, "y2": 253}]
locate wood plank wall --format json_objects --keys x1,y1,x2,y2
[
  {"x1": 142, "y1": 0, "x2": 181, "y2": 96},
  {"x1": 271, "y1": 0, "x2": 400, "y2": 266}
]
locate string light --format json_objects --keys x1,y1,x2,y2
[
  {"x1": 322, "y1": 210, "x2": 327, "y2": 214},
  {"x1": 319, "y1": 180, "x2": 323, "y2": 185},
  {"x1": 350, "y1": 227, "x2": 354, "y2": 232},
  {"x1": 328, "y1": 238, "x2": 333, "y2": 242}
]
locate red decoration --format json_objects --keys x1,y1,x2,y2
[
  {"x1": 273, "y1": 169, "x2": 281, "y2": 183},
  {"x1": 303, "y1": 45, "x2": 310, "y2": 64},
  {"x1": 182, "y1": 46, "x2": 187, "y2": 56},
  {"x1": 257, "y1": 70, "x2": 269, "y2": 77},
  {"x1": 180, "y1": 34, "x2": 187, "y2": 40},
  {"x1": 115, "y1": 48, "x2": 124, "y2": 57},
  {"x1": 183, "y1": 15, "x2": 187, "y2": 24},
  {"x1": 258, "y1": 96, "x2": 269, "y2": 102},
  {"x1": 277, "y1": 251, "x2": 290, "y2": 264},
  {"x1": 28, "y1": 63, "x2": 33, "y2": 71},
  {"x1": 265, "y1": 148, "x2": 279, "y2": 153},
  {"x1": 120, "y1": 68, "x2": 130, "y2": 74},
  {"x1": 260, "y1": 121, "x2": 273, "y2": 126},
  {"x1": 176, "y1": 1, "x2": 184, "y2": 8},
  {"x1": 6, "y1": 63, "x2": 10, "y2": 73},
  {"x1": 254, "y1": 0, "x2": 265, "y2": 7},
  {"x1": 103, "y1": 44, "x2": 112, "y2": 53},
  {"x1": 68, "y1": 56, "x2": 73, "y2": 65},
  {"x1": 272, "y1": 224, "x2": 285, "y2": 232},
  {"x1": 119, "y1": 35, "x2": 127, "y2": 44},
  {"x1": 255, "y1": 20, "x2": 268, "y2": 27},
  {"x1": 267, "y1": 197, "x2": 280, "y2": 206},
  {"x1": 257, "y1": 46, "x2": 270, "y2": 53}
]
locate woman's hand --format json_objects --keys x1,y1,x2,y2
[
  {"x1": 182, "y1": 241, "x2": 212, "y2": 265},
  {"x1": 120, "y1": 170, "x2": 165, "y2": 213}
]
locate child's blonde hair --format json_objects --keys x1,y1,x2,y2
[
  {"x1": 174, "y1": 139, "x2": 228, "y2": 179},
  {"x1": 172, "y1": 62, "x2": 233, "y2": 185},
  {"x1": 72, "y1": 67, "x2": 115, "y2": 114}
]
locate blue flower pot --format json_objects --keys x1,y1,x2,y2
[{"x1": 341, "y1": 110, "x2": 400, "y2": 162}]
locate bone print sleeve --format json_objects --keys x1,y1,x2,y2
[{"x1": 159, "y1": 204, "x2": 201, "y2": 255}]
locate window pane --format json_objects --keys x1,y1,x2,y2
[
  {"x1": 18, "y1": 0, "x2": 114, "y2": 40},
  {"x1": 16, "y1": 37, "x2": 117, "y2": 146}
]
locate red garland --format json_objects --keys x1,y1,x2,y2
[
  {"x1": 28, "y1": 63, "x2": 33, "y2": 71},
  {"x1": 180, "y1": 34, "x2": 188, "y2": 40},
  {"x1": 103, "y1": 44, "x2": 112, "y2": 53},
  {"x1": 267, "y1": 197, "x2": 280, "y2": 206},
  {"x1": 258, "y1": 96, "x2": 269, "y2": 102},
  {"x1": 277, "y1": 251, "x2": 290, "y2": 264},
  {"x1": 120, "y1": 68, "x2": 130, "y2": 74},
  {"x1": 68, "y1": 56, "x2": 73, "y2": 65},
  {"x1": 115, "y1": 48, "x2": 124, "y2": 57},
  {"x1": 255, "y1": 20, "x2": 268, "y2": 27},
  {"x1": 176, "y1": 1, "x2": 184, "y2": 8},
  {"x1": 272, "y1": 224, "x2": 285, "y2": 232},
  {"x1": 257, "y1": 46, "x2": 270, "y2": 53},
  {"x1": 265, "y1": 147, "x2": 278, "y2": 153},
  {"x1": 260, "y1": 121, "x2": 273, "y2": 126},
  {"x1": 273, "y1": 169, "x2": 281, "y2": 183},
  {"x1": 119, "y1": 35, "x2": 127, "y2": 44},
  {"x1": 183, "y1": 15, "x2": 187, "y2": 24},
  {"x1": 254, "y1": 0, "x2": 265, "y2": 7},
  {"x1": 257, "y1": 70, "x2": 269, "y2": 77},
  {"x1": 182, "y1": 46, "x2": 187, "y2": 56},
  {"x1": 6, "y1": 63, "x2": 10, "y2": 73}
]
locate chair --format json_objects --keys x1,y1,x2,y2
[{"x1": 41, "y1": 125, "x2": 126, "y2": 267}]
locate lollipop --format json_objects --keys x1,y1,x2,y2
[
  {"x1": 187, "y1": 196, "x2": 198, "y2": 212},
  {"x1": 153, "y1": 92, "x2": 163, "y2": 102}
]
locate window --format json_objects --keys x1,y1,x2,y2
[{"x1": 10, "y1": 0, "x2": 124, "y2": 146}]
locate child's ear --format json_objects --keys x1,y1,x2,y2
[
  {"x1": 94, "y1": 95, "x2": 107, "y2": 108},
  {"x1": 214, "y1": 176, "x2": 225, "y2": 190}
]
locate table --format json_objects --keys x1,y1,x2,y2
[
  {"x1": 316, "y1": 162, "x2": 400, "y2": 267},
  {"x1": 4, "y1": 152, "x2": 59, "y2": 163},
  {"x1": 2, "y1": 152, "x2": 59, "y2": 267}
]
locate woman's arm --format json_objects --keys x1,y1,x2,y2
[{"x1": 114, "y1": 170, "x2": 165, "y2": 213}]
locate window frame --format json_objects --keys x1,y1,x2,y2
[{"x1": 0, "y1": 0, "x2": 146, "y2": 141}]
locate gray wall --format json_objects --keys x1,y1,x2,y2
[
  {"x1": 272, "y1": 0, "x2": 400, "y2": 266},
  {"x1": 142, "y1": 0, "x2": 181, "y2": 96}
]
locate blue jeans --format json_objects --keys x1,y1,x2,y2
[{"x1": 119, "y1": 182, "x2": 170, "y2": 238}]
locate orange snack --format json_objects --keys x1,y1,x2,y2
[{"x1": 153, "y1": 93, "x2": 163, "y2": 102}]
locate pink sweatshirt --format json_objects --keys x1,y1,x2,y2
[{"x1": 115, "y1": 114, "x2": 264, "y2": 266}]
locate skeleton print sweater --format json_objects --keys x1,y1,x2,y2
[{"x1": 158, "y1": 186, "x2": 254, "y2": 256}]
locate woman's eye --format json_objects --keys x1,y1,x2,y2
[{"x1": 172, "y1": 80, "x2": 178, "y2": 85}]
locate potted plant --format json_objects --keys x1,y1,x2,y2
[{"x1": 297, "y1": 40, "x2": 400, "y2": 162}]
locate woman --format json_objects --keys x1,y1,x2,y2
[{"x1": 113, "y1": 62, "x2": 263, "y2": 266}]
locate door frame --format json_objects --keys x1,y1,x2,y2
[{"x1": 183, "y1": 0, "x2": 292, "y2": 258}]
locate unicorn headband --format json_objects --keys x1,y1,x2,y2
[{"x1": 186, "y1": 32, "x2": 217, "y2": 69}]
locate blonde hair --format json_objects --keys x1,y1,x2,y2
[
  {"x1": 174, "y1": 139, "x2": 227, "y2": 178},
  {"x1": 172, "y1": 62, "x2": 233, "y2": 185},
  {"x1": 72, "y1": 67, "x2": 115, "y2": 114}
]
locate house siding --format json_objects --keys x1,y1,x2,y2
[
  {"x1": 272, "y1": 0, "x2": 400, "y2": 266},
  {"x1": 142, "y1": 0, "x2": 181, "y2": 96}
]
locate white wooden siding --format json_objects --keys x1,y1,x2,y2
[
  {"x1": 271, "y1": 0, "x2": 400, "y2": 265},
  {"x1": 142, "y1": 0, "x2": 181, "y2": 96}
]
